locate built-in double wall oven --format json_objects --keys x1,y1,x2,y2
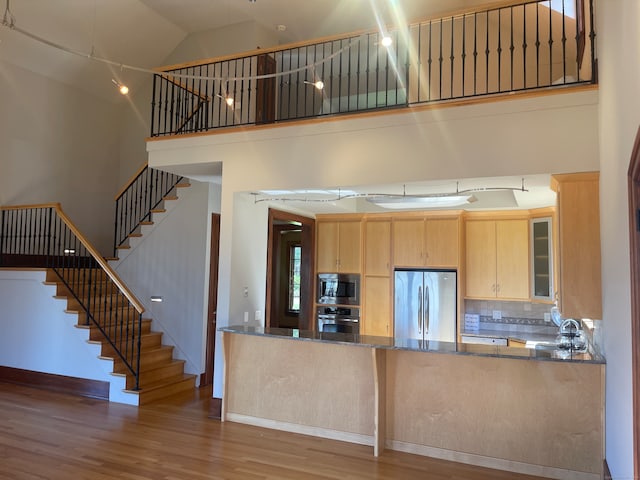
[{"x1": 316, "y1": 273, "x2": 360, "y2": 334}]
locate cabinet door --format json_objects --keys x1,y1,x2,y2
[
  {"x1": 337, "y1": 221, "x2": 361, "y2": 273},
  {"x1": 496, "y1": 219, "x2": 529, "y2": 299},
  {"x1": 554, "y1": 175, "x2": 602, "y2": 318},
  {"x1": 362, "y1": 276, "x2": 391, "y2": 336},
  {"x1": 425, "y1": 218, "x2": 459, "y2": 267},
  {"x1": 364, "y1": 220, "x2": 391, "y2": 276},
  {"x1": 393, "y1": 219, "x2": 424, "y2": 267},
  {"x1": 465, "y1": 220, "x2": 497, "y2": 298},
  {"x1": 316, "y1": 222, "x2": 338, "y2": 272}
]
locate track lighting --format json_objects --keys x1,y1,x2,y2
[
  {"x1": 304, "y1": 80, "x2": 324, "y2": 90},
  {"x1": 111, "y1": 78, "x2": 129, "y2": 95}
]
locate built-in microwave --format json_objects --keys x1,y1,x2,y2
[{"x1": 317, "y1": 273, "x2": 360, "y2": 305}]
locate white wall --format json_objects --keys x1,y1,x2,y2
[
  {"x1": 148, "y1": 88, "x2": 600, "y2": 398},
  {"x1": 0, "y1": 271, "x2": 120, "y2": 387},
  {"x1": 111, "y1": 180, "x2": 219, "y2": 378},
  {"x1": 597, "y1": 0, "x2": 638, "y2": 477},
  {"x1": 0, "y1": 60, "x2": 121, "y2": 254}
]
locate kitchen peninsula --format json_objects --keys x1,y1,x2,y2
[{"x1": 221, "y1": 326, "x2": 604, "y2": 480}]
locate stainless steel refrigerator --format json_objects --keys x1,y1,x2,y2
[{"x1": 394, "y1": 269, "x2": 457, "y2": 342}]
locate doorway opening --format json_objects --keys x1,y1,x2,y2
[
  {"x1": 627, "y1": 125, "x2": 640, "y2": 479},
  {"x1": 266, "y1": 209, "x2": 315, "y2": 330}
]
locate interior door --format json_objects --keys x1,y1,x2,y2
[{"x1": 202, "y1": 213, "x2": 220, "y2": 387}]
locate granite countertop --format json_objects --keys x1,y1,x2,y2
[{"x1": 221, "y1": 325, "x2": 605, "y2": 364}]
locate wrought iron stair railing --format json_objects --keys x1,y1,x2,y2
[
  {"x1": 114, "y1": 163, "x2": 184, "y2": 257},
  {"x1": 0, "y1": 203, "x2": 145, "y2": 390},
  {"x1": 150, "y1": 0, "x2": 596, "y2": 137}
]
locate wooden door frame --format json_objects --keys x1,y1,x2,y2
[
  {"x1": 202, "y1": 213, "x2": 220, "y2": 387},
  {"x1": 628, "y1": 125, "x2": 640, "y2": 479},
  {"x1": 266, "y1": 208, "x2": 315, "y2": 330}
]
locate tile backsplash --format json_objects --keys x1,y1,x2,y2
[{"x1": 464, "y1": 299, "x2": 553, "y2": 327}]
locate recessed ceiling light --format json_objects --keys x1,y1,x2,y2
[{"x1": 277, "y1": 24, "x2": 287, "y2": 32}]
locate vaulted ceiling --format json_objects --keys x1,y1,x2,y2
[{"x1": 0, "y1": 0, "x2": 494, "y2": 101}]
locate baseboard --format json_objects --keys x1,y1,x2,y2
[
  {"x1": 387, "y1": 439, "x2": 601, "y2": 480},
  {"x1": 0, "y1": 366, "x2": 109, "y2": 401},
  {"x1": 226, "y1": 412, "x2": 374, "y2": 447},
  {"x1": 209, "y1": 396, "x2": 222, "y2": 420}
]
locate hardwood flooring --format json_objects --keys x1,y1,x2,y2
[{"x1": 0, "y1": 382, "x2": 549, "y2": 480}]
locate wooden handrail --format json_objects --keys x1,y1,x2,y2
[
  {"x1": 53, "y1": 204, "x2": 145, "y2": 313},
  {"x1": 1, "y1": 203, "x2": 145, "y2": 313},
  {"x1": 114, "y1": 162, "x2": 148, "y2": 201}
]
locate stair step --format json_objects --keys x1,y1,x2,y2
[
  {"x1": 116, "y1": 245, "x2": 131, "y2": 250},
  {"x1": 128, "y1": 233, "x2": 143, "y2": 238},
  {"x1": 140, "y1": 221, "x2": 154, "y2": 226},
  {"x1": 175, "y1": 182, "x2": 191, "y2": 188},
  {"x1": 99, "y1": 332, "x2": 163, "y2": 357},
  {"x1": 150, "y1": 208, "x2": 166, "y2": 214},
  {"x1": 109, "y1": 345, "x2": 174, "y2": 371},
  {"x1": 163, "y1": 195, "x2": 178, "y2": 201},
  {"x1": 130, "y1": 374, "x2": 197, "y2": 405},
  {"x1": 87, "y1": 319, "x2": 152, "y2": 340},
  {"x1": 124, "y1": 360, "x2": 187, "y2": 390}
]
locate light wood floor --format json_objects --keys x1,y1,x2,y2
[{"x1": 0, "y1": 382, "x2": 550, "y2": 480}]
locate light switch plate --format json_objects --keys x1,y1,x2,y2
[{"x1": 492, "y1": 310, "x2": 502, "y2": 320}]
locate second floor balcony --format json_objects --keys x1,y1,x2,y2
[{"x1": 149, "y1": 0, "x2": 595, "y2": 138}]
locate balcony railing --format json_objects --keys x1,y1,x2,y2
[
  {"x1": 150, "y1": 0, "x2": 595, "y2": 137},
  {"x1": 0, "y1": 204, "x2": 145, "y2": 390}
]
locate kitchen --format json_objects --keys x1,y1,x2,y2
[
  {"x1": 264, "y1": 172, "x2": 601, "y2": 355},
  {"x1": 220, "y1": 171, "x2": 604, "y2": 480}
]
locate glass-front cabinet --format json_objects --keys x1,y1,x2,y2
[{"x1": 530, "y1": 217, "x2": 553, "y2": 301}]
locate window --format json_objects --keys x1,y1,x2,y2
[{"x1": 288, "y1": 244, "x2": 301, "y2": 312}]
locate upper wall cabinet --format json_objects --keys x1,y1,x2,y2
[
  {"x1": 393, "y1": 216, "x2": 459, "y2": 268},
  {"x1": 551, "y1": 172, "x2": 602, "y2": 319},
  {"x1": 530, "y1": 216, "x2": 554, "y2": 301},
  {"x1": 316, "y1": 219, "x2": 362, "y2": 273},
  {"x1": 465, "y1": 218, "x2": 529, "y2": 300},
  {"x1": 364, "y1": 220, "x2": 391, "y2": 276}
]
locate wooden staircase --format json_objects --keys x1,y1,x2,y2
[{"x1": 45, "y1": 268, "x2": 196, "y2": 405}]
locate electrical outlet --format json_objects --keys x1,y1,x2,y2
[
  {"x1": 243, "y1": 311, "x2": 249, "y2": 323},
  {"x1": 544, "y1": 312, "x2": 551, "y2": 323},
  {"x1": 255, "y1": 310, "x2": 262, "y2": 321},
  {"x1": 243, "y1": 287, "x2": 248, "y2": 297},
  {"x1": 492, "y1": 310, "x2": 502, "y2": 320}
]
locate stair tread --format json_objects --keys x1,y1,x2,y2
[
  {"x1": 175, "y1": 183, "x2": 191, "y2": 188},
  {"x1": 129, "y1": 373, "x2": 196, "y2": 393},
  {"x1": 116, "y1": 245, "x2": 131, "y2": 250},
  {"x1": 150, "y1": 209, "x2": 166, "y2": 213},
  {"x1": 140, "y1": 221, "x2": 154, "y2": 226},
  {"x1": 163, "y1": 195, "x2": 178, "y2": 201}
]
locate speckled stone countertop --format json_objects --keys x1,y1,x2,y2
[{"x1": 221, "y1": 325, "x2": 605, "y2": 364}]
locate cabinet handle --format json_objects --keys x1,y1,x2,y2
[{"x1": 418, "y1": 286, "x2": 423, "y2": 334}]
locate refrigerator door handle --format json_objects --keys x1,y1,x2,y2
[
  {"x1": 417, "y1": 285, "x2": 422, "y2": 335},
  {"x1": 424, "y1": 285, "x2": 430, "y2": 335}
]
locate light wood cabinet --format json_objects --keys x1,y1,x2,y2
[
  {"x1": 316, "y1": 220, "x2": 361, "y2": 273},
  {"x1": 465, "y1": 218, "x2": 529, "y2": 300},
  {"x1": 551, "y1": 172, "x2": 602, "y2": 319},
  {"x1": 364, "y1": 220, "x2": 391, "y2": 276},
  {"x1": 361, "y1": 276, "x2": 391, "y2": 336},
  {"x1": 392, "y1": 217, "x2": 459, "y2": 268}
]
